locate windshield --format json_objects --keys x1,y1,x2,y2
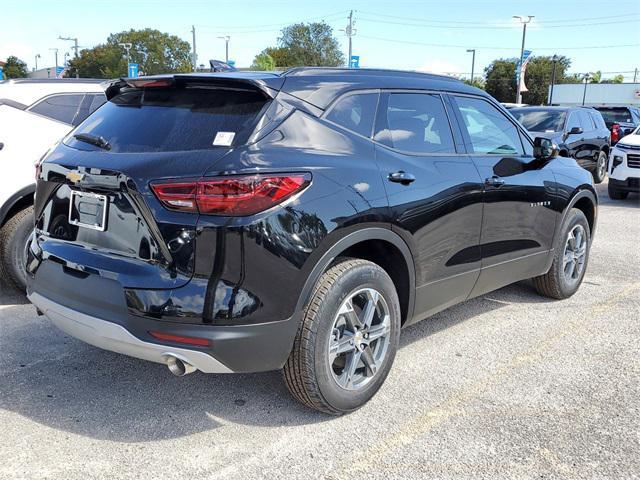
[
  {"x1": 66, "y1": 86, "x2": 268, "y2": 152},
  {"x1": 511, "y1": 109, "x2": 566, "y2": 132},
  {"x1": 596, "y1": 108, "x2": 633, "y2": 124}
]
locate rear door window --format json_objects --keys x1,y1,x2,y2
[
  {"x1": 578, "y1": 110, "x2": 595, "y2": 131},
  {"x1": 326, "y1": 92, "x2": 378, "y2": 138},
  {"x1": 67, "y1": 87, "x2": 268, "y2": 152},
  {"x1": 566, "y1": 112, "x2": 581, "y2": 132},
  {"x1": 376, "y1": 92, "x2": 455, "y2": 154},
  {"x1": 29, "y1": 93, "x2": 85, "y2": 125}
]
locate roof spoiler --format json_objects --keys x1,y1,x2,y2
[{"x1": 103, "y1": 73, "x2": 285, "y2": 101}]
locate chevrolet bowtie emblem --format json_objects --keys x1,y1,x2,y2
[{"x1": 66, "y1": 171, "x2": 85, "y2": 184}]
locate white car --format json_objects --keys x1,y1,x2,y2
[
  {"x1": 608, "y1": 125, "x2": 640, "y2": 200},
  {"x1": 0, "y1": 78, "x2": 106, "y2": 289}
]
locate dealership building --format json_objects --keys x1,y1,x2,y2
[{"x1": 549, "y1": 82, "x2": 640, "y2": 106}]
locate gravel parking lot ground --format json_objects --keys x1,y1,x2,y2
[{"x1": 1, "y1": 181, "x2": 638, "y2": 480}]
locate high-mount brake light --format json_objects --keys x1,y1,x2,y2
[
  {"x1": 151, "y1": 173, "x2": 311, "y2": 216},
  {"x1": 125, "y1": 79, "x2": 173, "y2": 88}
]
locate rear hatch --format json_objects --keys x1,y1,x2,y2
[{"x1": 32, "y1": 75, "x2": 280, "y2": 289}]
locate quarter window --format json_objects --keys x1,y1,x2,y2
[
  {"x1": 453, "y1": 96, "x2": 523, "y2": 155},
  {"x1": 29, "y1": 94, "x2": 85, "y2": 125},
  {"x1": 326, "y1": 93, "x2": 378, "y2": 138},
  {"x1": 378, "y1": 93, "x2": 455, "y2": 154}
]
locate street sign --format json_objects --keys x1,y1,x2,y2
[
  {"x1": 56, "y1": 66, "x2": 64, "y2": 78},
  {"x1": 128, "y1": 63, "x2": 139, "y2": 78},
  {"x1": 0, "y1": 66, "x2": 4, "y2": 80},
  {"x1": 227, "y1": 60, "x2": 236, "y2": 67},
  {"x1": 350, "y1": 55, "x2": 360, "y2": 69}
]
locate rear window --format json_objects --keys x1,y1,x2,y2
[
  {"x1": 67, "y1": 87, "x2": 268, "y2": 152},
  {"x1": 511, "y1": 109, "x2": 566, "y2": 132},
  {"x1": 596, "y1": 108, "x2": 633, "y2": 124}
]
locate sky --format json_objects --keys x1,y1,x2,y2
[{"x1": 2, "y1": 0, "x2": 639, "y2": 81}]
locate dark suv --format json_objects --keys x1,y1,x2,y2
[
  {"x1": 27, "y1": 69, "x2": 597, "y2": 414},
  {"x1": 593, "y1": 106, "x2": 640, "y2": 145},
  {"x1": 511, "y1": 106, "x2": 610, "y2": 183}
]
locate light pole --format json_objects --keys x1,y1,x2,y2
[
  {"x1": 513, "y1": 15, "x2": 534, "y2": 104},
  {"x1": 118, "y1": 43, "x2": 132, "y2": 75},
  {"x1": 217, "y1": 36, "x2": 230, "y2": 63},
  {"x1": 466, "y1": 49, "x2": 476, "y2": 84},
  {"x1": 34, "y1": 53, "x2": 41, "y2": 71},
  {"x1": 549, "y1": 54, "x2": 558, "y2": 105},
  {"x1": 50, "y1": 48, "x2": 59, "y2": 78},
  {"x1": 58, "y1": 36, "x2": 80, "y2": 78},
  {"x1": 64, "y1": 52, "x2": 70, "y2": 72},
  {"x1": 582, "y1": 74, "x2": 591, "y2": 106}
]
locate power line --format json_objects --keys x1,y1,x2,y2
[
  {"x1": 194, "y1": 10, "x2": 348, "y2": 31},
  {"x1": 358, "y1": 34, "x2": 640, "y2": 51}
]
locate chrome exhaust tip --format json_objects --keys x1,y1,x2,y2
[{"x1": 166, "y1": 355, "x2": 196, "y2": 376}]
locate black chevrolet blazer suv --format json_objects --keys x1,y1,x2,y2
[{"x1": 26, "y1": 68, "x2": 597, "y2": 414}]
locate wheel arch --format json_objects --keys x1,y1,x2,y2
[
  {"x1": 0, "y1": 184, "x2": 35, "y2": 228},
  {"x1": 295, "y1": 228, "x2": 416, "y2": 326},
  {"x1": 563, "y1": 188, "x2": 597, "y2": 238}
]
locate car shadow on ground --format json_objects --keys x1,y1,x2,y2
[
  {"x1": 0, "y1": 279, "x2": 550, "y2": 442},
  {"x1": 595, "y1": 181, "x2": 640, "y2": 209}
]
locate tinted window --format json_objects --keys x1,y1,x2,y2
[
  {"x1": 589, "y1": 110, "x2": 607, "y2": 130},
  {"x1": 596, "y1": 107, "x2": 633, "y2": 124},
  {"x1": 578, "y1": 110, "x2": 594, "y2": 131},
  {"x1": 566, "y1": 112, "x2": 581, "y2": 132},
  {"x1": 454, "y1": 96, "x2": 523, "y2": 155},
  {"x1": 68, "y1": 88, "x2": 268, "y2": 152},
  {"x1": 88, "y1": 93, "x2": 106, "y2": 114},
  {"x1": 326, "y1": 92, "x2": 378, "y2": 137},
  {"x1": 511, "y1": 109, "x2": 566, "y2": 132},
  {"x1": 378, "y1": 93, "x2": 455, "y2": 154},
  {"x1": 72, "y1": 93, "x2": 107, "y2": 126},
  {"x1": 29, "y1": 94, "x2": 84, "y2": 124}
]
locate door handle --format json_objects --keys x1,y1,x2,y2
[
  {"x1": 485, "y1": 175, "x2": 505, "y2": 187},
  {"x1": 388, "y1": 171, "x2": 416, "y2": 185}
]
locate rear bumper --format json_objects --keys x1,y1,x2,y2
[
  {"x1": 26, "y1": 259, "x2": 301, "y2": 373},
  {"x1": 29, "y1": 292, "x2": 233, "y2": 373}
]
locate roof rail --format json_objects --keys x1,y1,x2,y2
[{"x1": 281, "y1": 67, "x2": 459, "y2": 82}]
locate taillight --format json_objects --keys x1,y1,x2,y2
[
  {"x1": 151, "y1": 173, "x2": 311, "y2": 216},
  {"x1": 612, "y1": 124, "x2": 620, "y2": 143}
]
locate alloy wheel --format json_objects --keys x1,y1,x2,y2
[
  {"x1": 328, "y1": 288, "x2": 391, "y2": 391},
  {"x1": 563, "y1": 224, "x2": 587, "y2": 283}
]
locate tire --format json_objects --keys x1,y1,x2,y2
[
  {"x1": 283, "y1": 258, "x2": 401, "y2": 415},
  {"x1": 608, "y1": 184, "x2": 628, "y2": 200},
  {"x1": 0, "y1": 206, "x2": 34, "y2": 291},
  {"x1": 533, "y1": 208, "x2": 590, "y2": 300},
  {"x1": 591, "y1": 151, "x2": 607, "y2": 184}
]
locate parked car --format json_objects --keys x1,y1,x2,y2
[
  {"x1": 510, "y1": 106, "x2": 610, "y2": 183},
  {"x1": 0, "y1": 78, "x2": 106, "y2": 289},
  {"x1": 608, "y1": 125, "x2": 640, "y2": 199},
  {"x1": 593, "y1": 106, "x2": 640, "y2": 145},
  {"x1": 26, "y1": 69, "x2": 597, "y2": 414},
  {"x1": 501, "y1": 102, "x2": 529, "y2": 109}
]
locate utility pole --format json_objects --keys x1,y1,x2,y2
[
  {"x1": 344, "y1": 10, "x2": 356, "y2": 67},
  {"x1": 58, "y1": 36, "x2": 80, "y2": 77},
  {"x1": 634, "y1": 68, "x2": 638, "y2": 83},
  {"x1": 50, "y1": 48, "x2": 59, "y2": 78},
  {"x1": 191, "y1": 25, "x2": 197, "y2": 71},
  {"x1": 582, "y1": 74, "x2": 591, "y2": 106},
  {"x1": 217, "y1": 36, "x2": 230, "y2": 63},
  {"x1": 466, "y1": 49, "x2": 476, "y2": 84},
  {"x1": 118, "y1": 43, "x2": 132, "y2": 75},
  {"x1": 34, "y1": 53, "x2": 41, "y2": 71},
  {"x1": 514, "y1": 15, "x2": 534, "y2": 104},
  {"x1": 549, "y1": 54, "x2": 558, "y2": 105}
]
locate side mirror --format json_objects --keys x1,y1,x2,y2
[
  {"x1": 568, "y1": 126, "x2": 583, "y2": 135},
  {"x1": 533, "y1": 137, "x2": 559, "y2": 160}
]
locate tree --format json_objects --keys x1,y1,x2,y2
[
  {"x1": 255, "y1": 22, "x2": 344, "y2": 68},
  {"x1": 521, "y1": 55, "x2": 572, "y2": 105},
  {"x1": 251, "y1": 52, "x2": 276, "y2": 71},
  {"x1": 67, "y1": 28, "x2": 192, "y2": 78},
  {"x1": 484, "y1": 59, "x2": 517, "y2": 103},
  {"x1": 484, "y1": 55, "x2": 575, "y2": 105},
  {"x1": 2, "y1": 56, "x2": 28, "y2": 78}
]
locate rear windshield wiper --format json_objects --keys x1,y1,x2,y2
[{"x1": 73, "y1": 133, "x2": 111, "y2": 151}]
